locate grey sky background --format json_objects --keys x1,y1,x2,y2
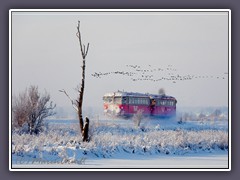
[{"x1": 11, "y1": 11, "x2": 229, "y2": 116}]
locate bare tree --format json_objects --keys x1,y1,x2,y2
[
  {"x1": 60, "y1": 21, "x2": 90, "y2": 142},
  {"x1": 12, "y1": 85, "x2": 56, "y2": 134}
]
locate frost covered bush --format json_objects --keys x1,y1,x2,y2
[
  {"x1": 179, "y1": 108, "x2": 228, "y2": 123},
  {"x1": 12, "y1": 85, "x2": 56, "y2": 134},
  {"x1": 12, "y1": 119, "x2": 228, "y2": 163}
]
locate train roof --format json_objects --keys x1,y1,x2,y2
[
  {"x1": 149, "y1": 94, "x2": 176, "y2": 100},
  {"x1": 103, "y1": 91, "x2": 148, "y2": 98},
  {"x1": 103, "y1": 91, "x2": 176, "y2": 100}
]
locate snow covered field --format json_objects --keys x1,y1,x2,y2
[{"x1": 11, "y1": 117, "x2": 229, "y2": 170}]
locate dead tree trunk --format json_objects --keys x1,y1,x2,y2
[
  {"x1": 60, "y1": 21, "x2": 90, "y2": 142},
  {"x1": 76, "y1": 21, "x2": 90, "y2": 141},
  {"x1": 76, "y1": 20, "x2": 89, "y2": 133},
  {"x1": 82, "y1": 117, "x2": 89, "y2": 142}
]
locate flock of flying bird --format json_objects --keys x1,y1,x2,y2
[{"x1": 91, "y1": 64, "x2": 228, "y2": 83}]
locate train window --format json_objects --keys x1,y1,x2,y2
[
  {"x1": 159, "y1": 100, "x2": 162, "y2": 105},
  {"x1": 167, "y1": 100, "x2": 175, "y2": 106},
  {"x1": 128, "y1": 97, "x2": 149, "y2": 105},
  {"x1": 114, "y1": 97, "x2": 122, "y2": 104},
  {"x1": 140, "y1": 98, "x2": 149, "y2": 105},
  {"x1": 139, "y1": 98, "x2": 142, "y2": 104},
  {"x1": 141, "y1": 98, "x2": 144, "y2": 105},
  {"x1": 172, "y1": 100, "x2": 176, "y2": 106},
  {"x1": 158, "y1": 100, "x2": 162, "y2": 106},
  {"x1": 129, "y1": 97, "x2": 134, "y2": 104},
  {"x1": 145, "y1": 98, "x2": 149, "y2": 105},
  {"x1": 162, "y1": 100, "x2": 166, "y2": 106},
  {"x1": 137, "y1": 98, "x2": 140, "y2": 104},
  {"x1": 143, "y1": 98, "x2": 146, "y2": 105},
  {"x1": 138, "y1": 98, "x2": 140, "y2": 104},
  {"x1": 109, "y1": 97, "x2": 113, "y2": 103},
  {"x1": 103, "y1": 97, "x2": 113, "y2": 103},
  {"x1": 166, "y1": 101, "x2": 170, "y2": 106},
  {"x1": 160, "y1": 100, "x2": 163, "y2": 106},
  {"x1": 143, "y1": 98, "x2": 145, "y2": 105},
  {"x1": 133, "y1": 97, "x2": 137, "y2": 104},
  {"x1": 122, "y1": 97, "x2": 128, "y2": 104},
  {"x1": 134, "y1": 98, "x2": 138, "y2": 104}
]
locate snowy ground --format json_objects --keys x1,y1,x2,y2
[
  {"x1": 12, "y1": 153, "x2": 228, "y2": 169},
  {"x1": 11, "y1": 116, "x2": 229, "y2": 170}
]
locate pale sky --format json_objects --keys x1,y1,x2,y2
[{"x1": 11, "y1": 10, "x2": 229, "y2": 116}]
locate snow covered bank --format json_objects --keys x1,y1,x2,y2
[{"x1": 11, "y1": 118, "x2": 228, "y2": 169}]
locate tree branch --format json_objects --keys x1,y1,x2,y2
[
  {"x1": 85, "y1": 43, "x2": 90, "y2": 58},
  {"x1": 59, "y1": 89, "x2": 78, "y2": 112},
  {"x1": 76, "y1": 21, "x2": 90, "y2": 59}
]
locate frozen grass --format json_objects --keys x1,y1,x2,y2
[{"x1": 12, "y1": 118, "x2": 228, "y2": 164}]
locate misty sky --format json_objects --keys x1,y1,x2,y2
[{"x1": 11, "y1": 10, "x2": 229, "y2": 114}]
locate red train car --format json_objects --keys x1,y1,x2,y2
[{"x1": 103, "y1": 91, "x2": 177, "y2": 118}]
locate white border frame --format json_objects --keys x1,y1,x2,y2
[{"x1": 9, "y1": 9, "x2": 231, "y2": 171}]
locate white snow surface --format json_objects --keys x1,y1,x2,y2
[
  {"x1": 12, "y1": 153, "x2": 228, "y2": 169},
  {"x1": 11, "y1": 117, "x2": 229, "y2": 169}
]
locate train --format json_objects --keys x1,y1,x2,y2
[{"x1": 103, "y1": 91, "x2": 177, "y2": 118}]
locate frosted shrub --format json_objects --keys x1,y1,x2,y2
[
  {"x1": 12, "y1": 120, "x2": 228, "y2": 163},
  {"x1": 12, "y1": 86, "x2": 56, "y2": 135}
]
